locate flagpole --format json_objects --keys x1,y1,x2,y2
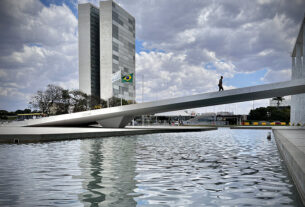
[
  {"x1": 142, "y1": 74, "x2": 144, "y2": 126},
  {"x1": 120, "y1": 69, "x2": 122, "y2": 106},
  {"x1": 121, "y1": 86, "x2": 122, "y2": 106}
]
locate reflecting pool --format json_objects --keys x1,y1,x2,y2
[{"x1": 0, "y1": 128, "x2": 303, "y2": 206}]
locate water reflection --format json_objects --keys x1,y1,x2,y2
[
  {"x1": 78, "y1": 140, "x2": 105, "y2": 205},
  {"x1": 78, "y1": 137, "x2": 137, "y2": 206},
  {"x1": 0, "y1": 141, "x2": 84, "y2": 207},
  {"x1": 0, "y1": 128, "x2": 303, "y2": 207},
  {"x1": 134, "y1": 128, "x2": 303, "y2": 206}
]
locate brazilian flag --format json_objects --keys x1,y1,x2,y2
[{"x1": 122, "y1": 73, "x2": 133, "y2": 83}]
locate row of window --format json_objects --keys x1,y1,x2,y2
[{"x1": 113, "y1": 11, "x2": 124, "y2": 26}]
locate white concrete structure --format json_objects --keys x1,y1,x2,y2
[
  {"x1": 79, "y1": 3, "x2": 100, "y2": 97},
  {"x1": 291, "y1": 16, "x2": 305, "y2": 126},
  {"x1": 78, "y1": 1, "x2": 135, "y2": 101},
  {"x1": 26, "y1": 79, "x2": 305, "y2": 128}
]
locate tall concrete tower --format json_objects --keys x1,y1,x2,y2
[
  {"x1": 78, "y1": 0, "x2": 135, "y2": 102},
  {"x1": 291, "y1": 16, "x2": 305, "y2": 125},
  {"x1": 78, "y1": 3, "x2": 100, "y2": 98}
]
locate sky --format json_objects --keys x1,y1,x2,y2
[{"x1": 0, "y1": 0, "x2": 304, "y2": 115}]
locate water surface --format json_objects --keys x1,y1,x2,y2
[{"x1": 0, "y1": 128, "x2": 303, "y2": 206}]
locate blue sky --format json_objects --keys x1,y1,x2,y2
[{"x1": 0, "y1": 0, "x2": 303, "y2": 114}]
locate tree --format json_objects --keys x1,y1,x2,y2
[
  {"x1": 15, "y1": 109, "x2": 31, "y2": 114},
  {"x1": 272, "y1": 97, "x2": 285, "y2": 108},
  {"x1": 44, "y1": 84, "x2": 65, "y2": 114},
  {"x1": 0, "y1": 110, "x2": 8, "y2": 120},
  {"x1": 88, "y1": 95, "x2": 108, "y2": 110},
  {"x1": 248, "y1": 106, "x2": 290, "y2": 122},
  {"x1": 108, "y1": 96, "x2": 128, "y2": 107},
  {"x1": 29, "y1": 90, "x2": 48, "y2": 114},
  {"x1": 127, "y1": 100, "x2": 135, "y2": 105},
  {"x1": 69, "y1": 90, "x2": 89, "y2": 112},
  {"x1": 55, "y1": 89, "x2": 70, "y2": 114},
  {"x1": 29, "y1": 84, "x2": 134, "y2": 115},
  {"x1": 29, "y1": 85, "x2": 70, "y2": 115}
]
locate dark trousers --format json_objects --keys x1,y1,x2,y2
[{"x1": 219, "y1": 85, "x2": 224, "y2": 91}]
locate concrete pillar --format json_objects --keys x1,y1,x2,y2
[
  {"x1": 303, "y1": 26, "x2": 305, "y2": 77},
  {"x1": 292, "y1": 57, "x2": 296, "y2": 79},
  {"x1": 296, "y1": 44, "x2": 302, "y2": 77},
  {"x1": 297, "y1": 44, "x2": 302, "y2": 125},
  {"x1": 291, "y1": 18, "x2": 305, "y2": 125},
  {"x1": 100, "y1": 1, "x2": 113, "y2": 100}
]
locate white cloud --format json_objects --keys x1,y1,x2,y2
[
  {"x1": 261, "y1": 68, "x2": 291, "y2": 82},
  {"x1": 258, "y1": 49, "x2": 274, "y2": 56},
  {"x1": 0, "y1": 0, "x2": 78, "y2": 111},
  {"x1": 257, "y1": 0, "x2": 273, "y2": 5},
  {"x1": 135, "y1": 50, "x2": 237, "y2": 104}
]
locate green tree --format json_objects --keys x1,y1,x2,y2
[
  {"x1": 29, "y1": 90, "x2": 49, "y2": 114},
  {"x1": 272, "y1": 97, "x2": 285, "y2": 107},
  {"x1": 88, "y1": 95, "x2": 108, "y2": 110},
  {"x1": 29, "y1": 85, "x2": 70, "y2": 115},
  {"x1": 0, "y1": 110, "x2": 8, "y2": 120},
  {"x1": 69, "y1": 90, "x2": 88, "y2": 112},
  {"x1": 108, "y1": 96, "x2": 128, "y2": 107},
  {"x1": 248, "y1": 106, "x2": 290, "y2": 122},
  {"x1": 55, "y1": 89, "x2": 71, "y2": 114},
  {"x1": 29, "y1": 84, "x2": 134, "y2": 115}
]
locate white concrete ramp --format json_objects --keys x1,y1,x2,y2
[{"x1": 26, "y1": 79, "x2": 305, "y2": 128}]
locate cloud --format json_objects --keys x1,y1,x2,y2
[
  {"x1": 0, "y1": 0, "x2": 78, "y2": 110},
  {"x1": 121, "y1": 0, "x2": 302, "y2": 75},
  {"x1": 261, "y1": 68, "x2": 291, "y2": 83},
  {"x1": 1, "y1": 0, "x2": 304, "y2": 114},
  {"x1": 135, "y1": 50, "x2": 236, "y2": 103},
  {"x1": 124, "y1": 0, "x2": 303, "y2": 113}
]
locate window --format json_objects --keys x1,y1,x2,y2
[
  {"x1": 112, "y1": 24, "x2": 119, "y2": 39},
  {"x1": 128, "y1": 18, "x2": 134, "y2": 25},
  {"x1": 112, "y1": 11, "x2": 119, "y2": 21},
  {"x1": 128, "y1": 42, "x2": 135, "y2": 50},
  {"x1": 112, "y1": 11, "x2": 124, "y2": 26},
  {"x1": 113, "y1": 42, "x2": 119, "y2": 52},
  {"x1": 113, "y1": 54, "x2": 119, "y2": 61}
]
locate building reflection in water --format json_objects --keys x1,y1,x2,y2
[{"x1": 77, "y1": 137, "x2": 137, "y2": 206}]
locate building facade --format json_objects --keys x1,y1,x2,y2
[
  {"x1": 78, "y1": 1, "x2": 135, "y2": 102},
  {"x1": 291, "y1": 16, "x2": 305, "y2": 125}
]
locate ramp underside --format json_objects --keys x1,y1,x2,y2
[{"x1": 26, "y1": 79, "x2": 305, "y2": 128}]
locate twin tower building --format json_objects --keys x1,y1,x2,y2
[{"x1": 78, "y1": 0, "x2": 135, "y2": 102}]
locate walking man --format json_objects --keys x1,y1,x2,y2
[{"x1": 218, "y1": 76, "x2": 224, "y2": 91}]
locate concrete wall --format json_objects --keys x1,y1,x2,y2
[
  {"x1": 78, "y1": 4, "x2": 91, "y2": 95},
  {"x1": 100, "y1": 1, "x2": 113, "y2": 100},
  {"x1": 291, "y1": 17, "x2": 305, "y2": 126},
  {"x1": 273, "y1": 128, "x2": 305, "y2": 205}
]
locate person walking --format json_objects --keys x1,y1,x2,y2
[{"x1": 218, "y1": 76, "x2": 224, "y2": 91}]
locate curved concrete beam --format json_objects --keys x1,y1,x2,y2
[{"x1": 26, "y1": 79, "x2": 305, "y2": 127}]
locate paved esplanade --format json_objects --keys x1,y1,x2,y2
[{"x1": 26, "y1": 79, "x2": 305, "y2": 128}]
